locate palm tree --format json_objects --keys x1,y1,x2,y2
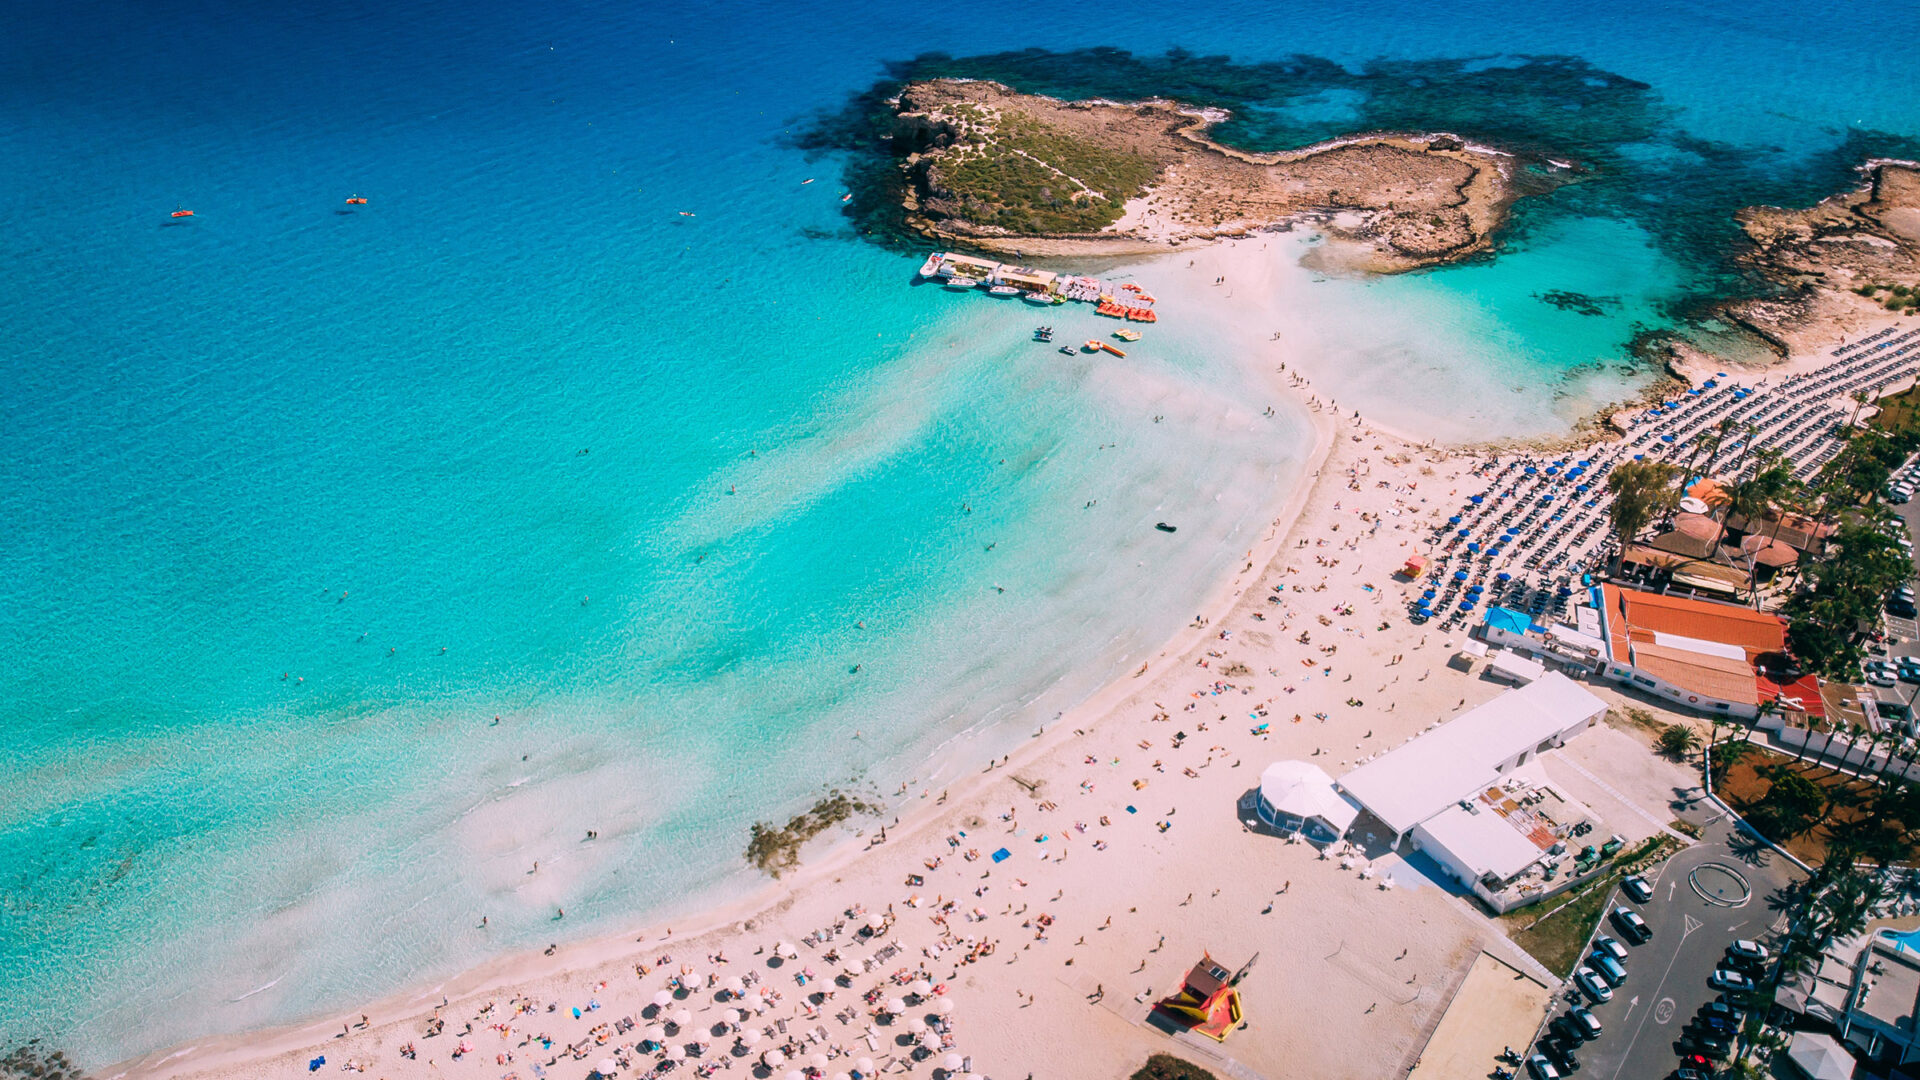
[
  {"x1": 1711, "y1": 737, "x2": 1758, "y2": 786},
  {"x1": 1606, "y1": 461, "x2": 1683, "y2": 576},
  {"x1": 1701, "y1": 417, "x2": 1737, "y2": 480},
  {"x1": 1848, "y1": 388, "x2": 1875, "y2": 429}
]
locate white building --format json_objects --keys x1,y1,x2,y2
[{"x1": 1337, "y1": 672, "x2": 1609, "y2": 847}]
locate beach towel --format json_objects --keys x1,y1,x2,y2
[
  {"x1": 990, "y1": 848, "x2": 1010, "y2": 863},
  {"x1": 308, "y1": 1058, "x2": 325, "y2": 1072}
]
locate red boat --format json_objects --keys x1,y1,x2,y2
[
  {"x1": 345, "y1": 195, "x2": 368, "y2": 205},
  {"x1": 170, "y1": 207, "x2": 194, "y2": 218}
]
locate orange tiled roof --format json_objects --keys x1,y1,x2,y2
[
  {"x1": 1628, "y1": 642, "x2": 1762, "y2": 705},
  {"x1": 1601, "y1": 584, "x2": 1787, "y2": 660}
]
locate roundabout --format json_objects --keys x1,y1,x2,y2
[{"x1": 1688, "y1": 861, "x2": 1752, "y2": 908}]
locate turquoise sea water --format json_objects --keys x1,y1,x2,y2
[{"x1": 4, "y1": 0, "x2": 1920, "y2": 1062}]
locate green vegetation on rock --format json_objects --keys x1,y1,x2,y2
[
  {"x1": 928, "y1": 112, "x2": 1159, "y2": 233},
  {"x1": 746, "y1": 790, "x2": 881, "y2": 878},
  {"x1": 1128, "y1": 1054, "x2": 1220, "y2": 1080}
]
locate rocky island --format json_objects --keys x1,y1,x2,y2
[{"x1": 886, "y1": 78, "x2": 1538, "y2": 272}]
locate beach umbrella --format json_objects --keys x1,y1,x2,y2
[
  {"x1": 672, "y1": 1008, "x2": 692, "y2": 1027},
  {"x1": 725, "y1": 976, "x2": 746, "y2": 995},
  {"x1": 1448, "y1": 515, "x2": 1462, "y2": 524},
  {"x1": 644, "y1": 1024, "x2": 666, "y2": 1042},
  {"x1": 741, "y1": 1029, "x2": 763, "y2": 1047},
  {"x1": 1456, "y1": 528, "x2": 1469, "y2": 538},
  {"x1": 1467, "y1": 542, "x2": 1480, "y2": 553},
  {"x1": 666, "y1": 1045, "x2": 687, "y2": 1062},
  {"x1": 857, "y1": 1058, "x2": 876, "y2": 1075},
  {"x1": 1524, "y1": 466, "x2": 1537, "y2": 475},
  {"x1": 812, "y1": 1053, "x2": 831, "y2": 1069},
  {"x1": 681, "y1": 968, "x2": 701, "y2": 987},
  {"x1": 1469, "y1": 494, "x2": 1484, "y2": 503},
  {"x1": 652, "y1": 990, "x2": 673, "y2": 1008},
  {"x1": 840, "y1": 965, "x2": 862, "y2": 981},
  {"x1": 867, "y1": 913, "x2": 888, "y2": 930},
  {"x1": 1453, "y1": 571, "x2": 1468, "y2": 582},
  {"x1": 920, "y1": 1032, "x2": 941, "y2": 1050},
  {"x1": 764, "y1": 1049, "x2": 785, "y2": 1067},
  {"x1": 944, "y1": 1053, "x2": 965, "y2": 1071},
  {"x1": 1460, "y1": 600, "x2": 1475, "y2": 610},
  {"x1": 723, "y1": 1008, "x2": 741, "y2": 1024},
  {"x1": 775, "y1": 940, "x2": 795, "y2": 958},
  {"x1": 1497, "y1": 572, "x2": 1511, "y2": 582},
  {"x1": 1539, "y1": 496, "x2": 1553, "y2": 504},
  {"x1": 834, "y1": 1074, "x2": 852, "y2": 1080},
  {"x1": 597, "y1": 1060, "x2": 618, "y2": 1076},
  {"x1": 888, "y1": 997, "x2": 907, "y2": 1015},
  {"x1": 911, "y1": 978, "x2": 934, "y2": 996},
  {"x1": 784, "y1": 1071, "x2": 804, "y2": 1080},
  {"x1": 936, "y1": 997, "x2": 955, "y2": 1015},
  {"x1": 1421, "y1": 589, "x2": 1435, "y2": 599},
  {"x1": 909, "y1": 1017, "x2": 928, "y2": 1034}
]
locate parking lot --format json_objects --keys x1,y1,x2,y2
[
  {"x1": 1527, "y1": 810, "x2": 1801, "y2": 1080},
  {"x1": 1865, "y1": 488, "x2": 1920, "y2": 713}
]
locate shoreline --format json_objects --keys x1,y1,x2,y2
[
  {"x1": 100, "y1": 235, "x2": 1915, "y2": 1080},
  {"x1": 103, "y1": 258, "x2": 1340, "y2": 1080}
]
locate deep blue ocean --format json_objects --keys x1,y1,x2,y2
[{"x1": 4, "y1": 0, "x2": 1918, "y2": 1062}]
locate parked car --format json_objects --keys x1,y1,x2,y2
[
  {"x1": 1727, "y1": 939, "x2": 1770, "y2": 966},
  {"x1": 1527, "y1": 1053, "x2": 1562, "y2": 1080},
  {"x1": 1543, "y1": 1038, "x2": 1581, "y2": 1074},
  {"x1": 1551, "y1": 1016, "x2": 1584, "y2": 1046},
  {"x1": 1674, "y1": 1069, "x2": 1709, "y2": 1080},
  {"x1": 1593, "y1": 935, "x2": 1628, "y2": 962},
  {"x1": 1575, "y1": 965, "x2": 1614, "y2": 1003},
  {"x1": 1693, "y1": 1014, "x2": 1735, "y2": 1036},
  {"x1": 1591, "y1": 953, "x2": 1628, "y2": 986},
  {"x1": 1707, "y1": 998, "x2": 1747, "y2": 1025},
  {"x1": 1611, "y1": 906, "x2": 1652, "y2": 944},
  {"x1": 1869, "y1": 668, "x2": 1899, "y2": 687},
  {"x1": 1709, "y1": 967, "x2": 1754, "y2": 992},
  {"x1": 1686, "y1": 1031, "x2": 1732, "y2": 1059},
  {"x1": 1570, "y1": 1006, "x2": 1602, "y2": 1041},
  {"x1": 1621, "y1": 874, "x2": 1654, "y2": 903},
  {"x1": 1894, "y1": 599, "x2": 1920, "y2": 619}
]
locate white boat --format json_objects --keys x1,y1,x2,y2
[
  {"x1": 1022, "y1": 292, "x2": 1055, "y2": 305},
  {"x1": 988, "y1": 285, "x2": 1020, "y2": 297},
  {"x1": 919, "y1": 253, "x2": 945, "y2": 278},
  {"x1": 943, "y1": 277, "x2": 978, "y2": 291}
]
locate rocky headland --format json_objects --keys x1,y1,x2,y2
[
  {"x1": 1723, "y1": 160, "x2": 1920, "y2": 353},
  {"x1": 886, "y1": 78, "x2": 1540, "y2": 272}
]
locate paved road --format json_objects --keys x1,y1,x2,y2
[{"x1": 1534, "y1": 809, "x2": 1801, "y2": 1080}]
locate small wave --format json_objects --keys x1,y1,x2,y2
[{"x1": 230, "y1": 977, "x2": 282, "y2": 1002}]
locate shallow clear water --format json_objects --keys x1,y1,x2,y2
[{"x1": 3, "y1": 0, "x2": 1919, "y2": 1062}]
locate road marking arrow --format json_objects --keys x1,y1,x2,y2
[
  {"x1": 1624, "y1": 994, "x2": 1640, "y2": 1016},
  {"x1": 1668, "y1": 879, "x2": 1677, "y2": 901},
  {"x1": 1683, "y1": 914, "x2": 1703, "y2": 937}
]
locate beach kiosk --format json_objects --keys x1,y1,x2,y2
[
  {"x1": 1399, "y1": 554, "x2": 1428, "y2": 579},
  {"x1": 1154, "y1": 952, "x2": 1251, "y2": 1042}
]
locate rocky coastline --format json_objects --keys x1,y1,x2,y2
[{"x1": 885, "y1": 79, "x2": 1548, "y2": 272}]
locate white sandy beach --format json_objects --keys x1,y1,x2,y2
[{"x1": 103, "y1": 242, "x2": 1909, "y2": 1080}]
